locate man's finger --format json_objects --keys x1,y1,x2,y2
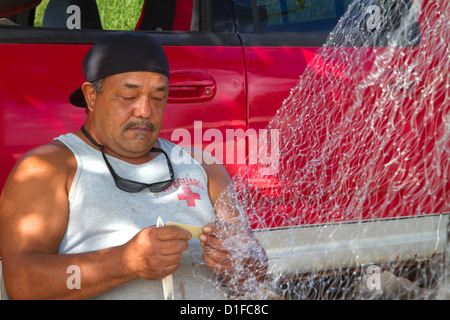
[
  {"x1": 158, "y1": 240, "x2": 189, "y2": 255},
  {"x1": 202, "y1": 251, "x2": 233, "y2": 275},
  {"x1": 155, "y1": 225, "x2": 192, "y2": 241},
  {"x1": 202, "y1": 234, "x2": 229, "y2": 253}
]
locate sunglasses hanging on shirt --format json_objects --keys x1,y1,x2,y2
[{"x1": 80, "y1": 125, "x2": 174, "y2": 193}]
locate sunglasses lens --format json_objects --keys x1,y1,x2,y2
[
  {"x1": 116, "y1": 179, "x2": 146, "y2": 193},
  {"x1": 149, "y1": 179, "x2": 174, "y2": 193}
]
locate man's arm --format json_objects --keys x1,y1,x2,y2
[
  {"x1": 190, "y1": 149, "x2": 268, "y2": 293},
  {"x1": 0, "y1": 143, "x2": 190, "y2": 299}
]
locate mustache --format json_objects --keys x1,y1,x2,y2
[{"x1": 122, "y1": 120, "x2": 157, "y2": 132}]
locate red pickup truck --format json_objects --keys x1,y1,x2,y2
[{"x1": 0, "y1": 0, "x2": 448, "y2": 297}]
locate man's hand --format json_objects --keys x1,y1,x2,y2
[
  {"x1": 124, "y1": 225, "x2": 192, "y2": 280},
  {"x1": 199, "y1": 222, "x2": 268, "y2": 293},
  {"x1": 199, "y1": 224, "x2": 233, "y2": 276}
]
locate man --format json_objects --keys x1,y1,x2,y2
[{"x1": 0, "y1": 32, "x2": 267, "y2": 299}]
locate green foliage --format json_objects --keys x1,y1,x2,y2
[{"x1": 34, "y1": 0, "x2": 144, "y2": 30}]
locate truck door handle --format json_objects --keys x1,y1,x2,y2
[{"x1": 168, "y1": 71, "x2": 216, "y2": 103}]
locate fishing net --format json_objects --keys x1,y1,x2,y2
[{"x1": 205, "y1": 0, "x2": 449, "y2": 300}]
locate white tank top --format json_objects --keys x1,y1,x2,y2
[{"x1": 55, "y1": 133, "x2": 226, "y2": 300}]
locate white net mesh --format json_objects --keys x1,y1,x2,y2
[{"x1": 204, "y1": 0, "x2": 449, "y2": 300}]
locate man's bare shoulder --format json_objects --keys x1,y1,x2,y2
[
  {"x1": 0, "y1": 141, "x2": 74, "y2": 277},
  {"x1": 184, "y1": 147, "x2": 229, "y2": 178},
  {"x1": 8, "y1": 140, "x2": 75, "y2": 184},
  {"x1": 25, "y1": 140, "x2": 71, "y2": 157},
  {"x1": 183, "y1": 147, "x2": 232, "y2": 202}
]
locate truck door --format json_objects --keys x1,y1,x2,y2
[
  {"x1": 0, "y1": 0, "x2": 247, "y2": 189},
  {"x1": 235, "y1": 0, "x2": 440, "y2": 229}
]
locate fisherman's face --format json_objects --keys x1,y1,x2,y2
[{"x1": 87, "y1": 71, "x2": 169, "y2": 159}]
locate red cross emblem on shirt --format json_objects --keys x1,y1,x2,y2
[{"x1": 177, "y1": 187, "x2": 201, "y2": 207}]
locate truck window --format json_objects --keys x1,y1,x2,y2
[
  {"x1": 18, "y1": 0, "x2": 205, "y2": 31},
  {"x1": 256, "y1": 0, "x2": 344, "y2": 32},
  {"x1": 254, "y1": 0, "x2": 419, "y2": 46}
]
